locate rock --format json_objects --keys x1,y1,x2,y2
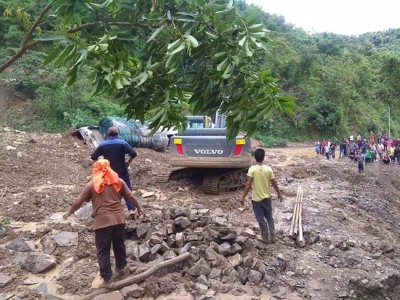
[
  {"x1": 198, "y1": 209, "x2": 210, "y2": 216},
  {"x1": 197, "y1": 275, "x2": 209, "y2": 287},
  {"x1": 194, "y1": 283, "x2": 208, "y2": 295},
  {"x1": 233, "y1": 236, "x2": 247, "y2": 245},
  {"x1": 37, "y1": 282, "x2": 49, "y2": 294},
  {"x1": 371, "y1": 252, "x2": 382, "y2": 259},
  {"x1": 138, "y1": 243, "x2": 151, "y2": 262},
  {"x1": 230, "y1": 243, "x2": 242, "y2": 254},
  {"x1": 53, "y1": 231, "x2": 78, "y2": 247},
  {"x1": 167, "y1": 235, "x2": 176, "y2": 247},
  {"x1": 163, "y1": 250, "x2": 177, "y2": 260},
  {"x1": 208, "y1": 268, "x2": 222, "y2": 280},
  {"x1": 286, "y1": 176, "x2": 295, "y2": 183},
  {"x1": 165, "y1": 222, "x2": 176, "y2": 235},
  {"x1": 20, "y1": 253, "x2": 57, "y2": 273},
  {"x1": 277, "y1": 253, "x2": 285, "y2": 261},
  {"x1": 74, "y1": 203, "x2": 93, "y2": 219},
  {"x1": 220, "y1": 233, "x2": 237, "y2": 241},
  {"x1": 242, "y1": 228, "x2": 256, "y2": 238},
  {"x1": 186, "y1": 234, "x2": 200, "y2": 242},
  {"x1": 175, "y1": 232, "x2": 185, "y2": 248},
  {"x1": 41, "y1": 234, "x2": 57, "y2": 255},
  {"x1": 142, "y1": 191, "x2": 155, "y2": 198},
  {"x1": 221, "y1": 266, "x2": 239, "y2": 283},
  {"x1": 170, "y1": 208, "x2": 190, "y2": 218},
  {"x1": 237, "y1": 266, "x2": 249, "y2": 284},
  {"x1": 205, "y1": 247, "x2": 219, "y2": 261},
  {"x1": 213, "y1": 208, "x2": 224, "y2": 216},
  {"x1": 136, "y1": 223, "x2": 152, "y2": 238},
  {"x1": 0, "y1": 274, "x2": 13, "y2": 288},
  {"x1": 150, "y1": 244, "x2": 162, "y2": 254},
  {"x1": 179, "y1": 242, "x2": 192, "y2": 254},
  {"x1": 218, "y1": 242, "x2": 231, "y2": 256},
  {"x1": 286, "y1": 271, "x2": 295, "y2": 277},
  {"x1": 214, "y1": 217, "x2": 228, "y2": 226},
  {"x1": 187, "y1": 258, "x2": 211, "y2": 277},
  {"x1": 180, "y1": 217, "x2": 191, "y2": 228},
  {"x1": 120, "y1": 284, "x2": 145, "y2": 298},
  {"x1": 59, "y1": 257, "x2": 75, "y2": 272},
  {"x1": 149, "y1": 236, "x2": 163, "y2": 246},
  {"x1": 329, "y1": 245, "x2": 335, "y2": 251},
  {"x1": 93, "y1": 291, "x2": 124, "y2": 300},
  {"x1": 248, "y1": 270, "x2": 263, "y2": 285},
  {"x1": 227, "y1": 253, "x2": 242, "y2": 268},
  {"x1": 160, "y1": 242, "x2": 170, "y2": 253},
  {"x1": 7, "y1": 238, "x2": 35, "y2": 252},
  {"x1": 23, "y1": 279, "x2": 38, "y2": 285}
]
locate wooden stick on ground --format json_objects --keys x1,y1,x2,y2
[
  {"x1": 289, "y1": 185, "x2": 300, "y2": 237},
  {"x1": 80, "y1": 252, "x2": 191, "y2": 300},
  {"x1": 296, "y1": 185, "x2": 306, "y2": 247}
]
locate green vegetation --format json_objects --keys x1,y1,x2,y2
[{"x1": 0, "y1": 0, "x2": 400, "y2": 142}]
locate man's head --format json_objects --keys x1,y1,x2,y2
[
  {"x1": 254, "y1": 148, "x2": 265, "y2": 163},
  {"x1": 107, "y1": 126, "x2": 118, "y2": 137}
]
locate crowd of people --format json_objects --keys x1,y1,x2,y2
[{"x1": 314, "y1": 132, "x2": 400, "y2": 172}]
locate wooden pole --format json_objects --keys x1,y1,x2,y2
[
  {"x1": 296, "y1": 186, "x2": 306, "y2": 247},
  {"x1": 289, "y1": 185, "x2": 300, "y2": 237},
  {"x1": 80, "y1": 252, "x2": 191, "y2": 300}
]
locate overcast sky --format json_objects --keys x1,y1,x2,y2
[{"x1": 246, "y1": 0, "x2": 400, "y2": 36}]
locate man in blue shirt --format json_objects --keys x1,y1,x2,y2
[{"x1": 91, "y1": 126, "x2": 138, "y2": 216}]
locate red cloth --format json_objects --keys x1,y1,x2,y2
[{"x1": 92, "y1": 159, "x2": 121, "y2": 194}]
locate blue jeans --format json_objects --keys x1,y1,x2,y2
[
  {"x1": 252, "y1": 198, "x2": 275, "y2": 233},
  {"x1": 118, "y1": 171, "x2": 135, "y2": 211}
]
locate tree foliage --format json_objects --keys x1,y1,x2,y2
[{"x1": 0, "y1": 0, "x2": 296, "y2": 138}]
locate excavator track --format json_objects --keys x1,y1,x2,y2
[
  {"x1": 155, "y1": 168, "x2": 247, "y2": 194},
  {"x1": 202, "y1": 169, "x2": 247, "y2": 194}
]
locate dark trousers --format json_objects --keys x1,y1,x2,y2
[
  {"x1": 118, "y1": 171, "x2": 135, "y2": 211},
  {"x1": 95, "y1": 224, "x2": 127, "y2": 280},
  {"x1": 252, "y1": 198, "x2": 275, "y2": 234}
]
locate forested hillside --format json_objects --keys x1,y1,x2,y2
[{"x1": 1, "y1": 0, "x2": 399, "y2": 143}]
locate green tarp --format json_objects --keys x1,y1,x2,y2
[{"x1": 98, "y1": 117, "x2": 169, "y2": 152}]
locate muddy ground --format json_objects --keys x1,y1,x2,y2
[{"x1": 0, "y1": 127, "x2": 399, "y2": 300}]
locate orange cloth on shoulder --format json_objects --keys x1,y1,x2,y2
[{"x1": 92, "y1": 159, "x2": 121, "y2": 193}]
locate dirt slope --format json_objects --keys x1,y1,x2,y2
[{"x1": 0, "y1": 128, "x2": 399, "y2": 300}]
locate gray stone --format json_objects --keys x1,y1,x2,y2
[
  {"x1": 242, "y1": 256, "x2": 253, "y2": 268},
  {"x1": 165, "y1": 221, "x2": 176, "y2": 235},
  {"x1": 120, "y1": 284, "x2": 145, "y2": 298},
  {"x1": 214, "y1": 217, "x2": 228, "y2": 226},
  {"x1": 171, "y1": 208, "x2": 190, "y2": 218},
  {"x1": 161, "y1": 241, "x2": 171, "y2": 252},
  {"x1": 163, "y1": 250, "x2": 177, "y2": 260},
  {"x1": 0, "y1": 273, "x2": 13, "y2": 288},
  {"x1": 150, "y1": 244, "x2": 162, "y2": 254},
  {"x1": 149, "y1": 236, "x2": 163, "y2": 246},
  {"x1": 197, "y1": 275, "x2": 209, "y2": 287},
  {"x1": 220, "y1": 233, "x2": 237, "y2": 241},
  {"x1": 180, "y1": 217, "x2": 191, "y2": 228},
  {"x1": 41, "y1": 234, "x2": 57, "y2": 255},
  {"x1": 23, "y1": 279, "x2": 38, "y2": 285},
  {"x1": 148, "y1": 253, "x2": 164, "y2": 262},
  {"x1": 227, "y1": 253, "x2": 242, "y2": 268},
  {"x1": 20, "y1": 253, "x2": 56, "y2": 273},
  {"x1": 142, "y1": 191, "x2": 155, "y2": 198},
  {"x1": 74, "y1": 203, "x2": 93, "y2": 219},
  {"x1": 53, "y1": 231, "x2": 78, "y2": 247},
  {"x1": 138, "y1": 243, "x2": 151, "y2": 262},
  {"x1": 37, "y1": 282, "x2": 49, "y2": 294},
  {"x1": 237, "y1": 266, "x2": 249, "y2": 284},
  {"x1": 222, "y1": 266, "x2": 239, "y2": 283},
  {"x1": 59, "y1": 257, "x2": 75, "y2": 272},
  {"x1": 187, "y1": 258, "x2": 211, "y2": 277},
  {"x1": 195, "y1": 283, "x2": 208, "y2": 295},
  {"x1": 213, "y1": 208, "x2": 224, "y2": 216},
  {"x1": 230, "y1": 243, "x2": 242, "y2": 254},
  {"x1": 186, "y1": 234, "x2": 200, "y2": 242},
  {"x1": 175, "y1": 232, "x2": 185, "y2": 248},
  {"x1": 208, "y1": 268, "x2": 222, "y2": 280},
  {"x1": 205, "y1": 247, "x2": 219, "y2": 261},
  {"x1": 179, "y1": 242, "x2": 192, "y2": 254},
  {"x1": 242, "y1": 228, "x2": 256, "y2": 238},
  {"x1": 218, "y1": 242, "x2": 231, "y2": 256},
  {"x1": 167, "y1": 235, "x2": 176, "y2": 247},
  {"x1": 7, "y1": 238, "x2": 35, "y2": 252},
  {"x1": 233, "y1": 235, "x2": 247, "y2": 245},
  {"x1": 198, "y1": 209, "x2": 210, "y2": 216},
  {"x1": 93, "y1": 291, "x2": 124, "y2": 300},
  {"x1": 248, "y1": 270, "x2": 263, "y2": 285},
  {"x1": 136, "y1": 223, "x2": 152, "y2": 238},
  {"x1": 286, "y1": 176, "x2": 295, "y2": 183}
]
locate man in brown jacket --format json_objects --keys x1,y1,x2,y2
[{"x1": 63, "y1": 159, "x2": 144, "y2": 287}]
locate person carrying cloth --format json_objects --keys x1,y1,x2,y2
[
  {"x1": 63, "y1": 159, "x2": 145, "y2": 288},
  {"x1": 241, "y1": 148, "x2": 282, "y2": 243}
]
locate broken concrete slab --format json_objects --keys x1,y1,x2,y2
[
  {"x1": 20, "y1": 253, "x2": 57, "y2": 273},
  {"x1": 53, "y1": 231, "x2": 78, "y2": 247},
  {"x1": 7, "y1": 238, "x2": 35, "y2": 252}
]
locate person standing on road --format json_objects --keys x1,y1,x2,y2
[
  {"x1": 241, "y1": 148, "x2": 282, "y2": 243},
  {"x1": 91, "y1": 126, "x2": 137, "y2": 217},
  {"x1": 63, "y1": 159, "x2": 145, "y2": 287}
]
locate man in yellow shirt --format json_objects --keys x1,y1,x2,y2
[{"x1": 241, "y1": 148, "x2": 282, "y2": 243}]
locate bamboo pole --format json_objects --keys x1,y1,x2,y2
[
  {"x1": 80, "y1": 252, "x2": 191, "y2": 300},
  {"x1": 290, "y1": 185, "x2": 300, "y2": 237},
  {"x1": 296, "y1": 185, "x2": 306, "y2": 247}
]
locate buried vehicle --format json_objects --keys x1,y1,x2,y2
[{"x1": 164, "y1": 127, "x2": 252, "y2": 194}]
